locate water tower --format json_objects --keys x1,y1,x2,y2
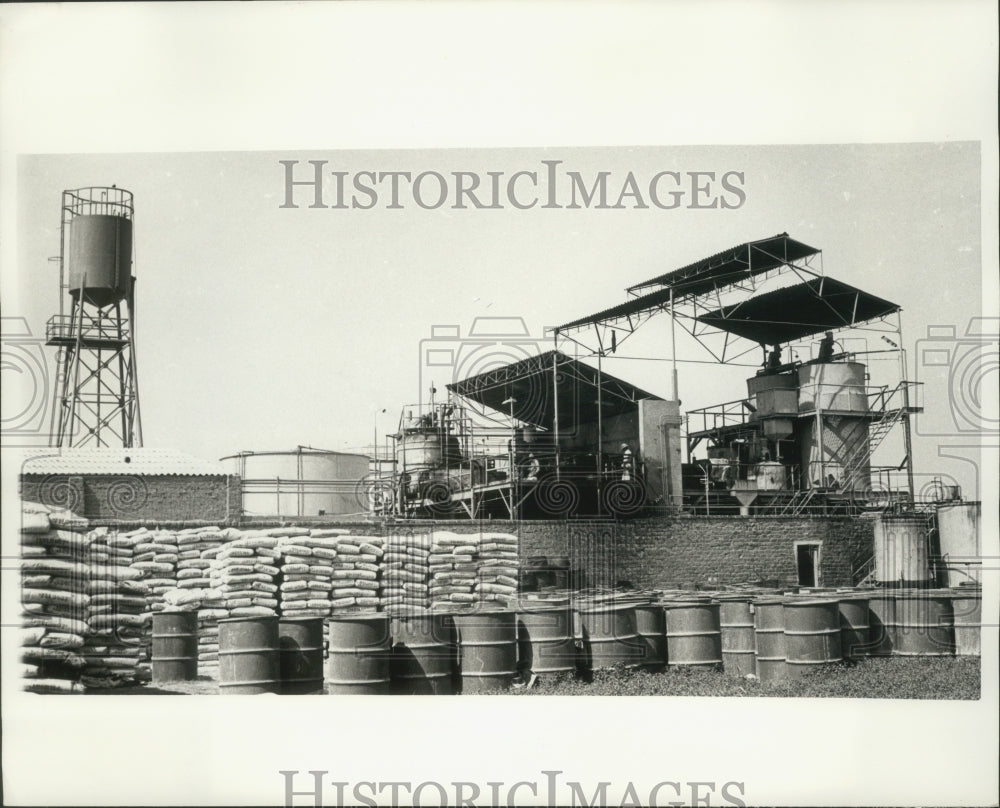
[{"x1": 46, "y1": 186, "x2": 143, "y2": 447}]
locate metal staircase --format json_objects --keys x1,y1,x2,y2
[{"x1": 839, "y1": 382, "x2": 913, "y2": 491}]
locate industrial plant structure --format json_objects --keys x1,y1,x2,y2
[{"x1": 376, "y1": 234, "x2": 924, "y2": 522}]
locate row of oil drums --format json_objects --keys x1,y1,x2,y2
[{"x1": 150, "y1": 586, "x2": 981, "y2": 692}]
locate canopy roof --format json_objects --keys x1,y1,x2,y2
[
  {"x1": 627, "y1": 233, "x2": 820, "y2": 295},
  {"x1": 555, "y1": 233, "x2": 821, "y2": 333},
  {"x1": 696, "y1": 276, "x2": 900, "y2": 345},
  {"x1": 447, "y1": 350, "x2": 660, "y2": 429}
]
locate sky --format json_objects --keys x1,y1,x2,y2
[{"x1": 10, "y1": 142, "x2": 987, "y2": 497}]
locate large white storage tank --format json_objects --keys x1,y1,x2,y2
[
  {"x1": 873, "y1": 514, "x2": 933, "y2": 586},
  {"x1": 936, "y1": 501, "x2": 981, "y2": 587},
  {"x1": 221, "y1": 448, "x2": 370, "y2": 517},
  {"x1": 797, "y1": 362, "x2": 871, "y2": 492}
]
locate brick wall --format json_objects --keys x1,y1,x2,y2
[{"x1": 20, "y1": 474, "x2": 241, "y2": 523}]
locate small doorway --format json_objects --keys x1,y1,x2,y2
[{"x1": 795, "y1": 542, "x2": 822, "y2": 587}]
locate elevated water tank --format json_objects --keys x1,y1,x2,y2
[
  {"x1": 874, "y1": 514, "x2": 932, "y2": 586},
  {"x1": 936, "y1": 502, "x2": 981, "y2": 587},
  {"x1": 66, "y1": 189, "x2": 134, "y2": 308},
  {"x1": 221, "y1": 448, "x2": 370, "y2": 517}
]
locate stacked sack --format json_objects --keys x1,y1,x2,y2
[
  {"x1": 382, "y1": 532, "x2": 431, "y2": 613},
  {"x1": 328, "y1": 534, "x2": 384, "y2": 614},
  {"x1": 132, "y1": 529, "x2": 181, "y2": 680},
  {"x1": 81, "y1": 527, "x2": 147, "y2": 688},
  {"x1": 211, "y1": 531, "x2": 281, "y2": 618},
  {"x1": 20, "y1": 502, "x2": 90, "y2": 693},
  {"x1": 476, "y1": 532, "x2": 520, "y2": 606},
  {"x1": 429, "y1": 531, "x2": 480, "y2": 610},
  {"x1": 276, "y1": 528, "x2": 339, "y2": 619},
  {"x1": 191, "y1": 528, "x2": 240, "y2": 677}
]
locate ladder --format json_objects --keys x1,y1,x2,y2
[{"x1": 839, "y1": 383, "x2": 911, "y2": 491}]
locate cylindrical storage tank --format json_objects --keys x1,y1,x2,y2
[
  {"x1": 866, "y1": 592, "x2": 895, "y2": 656},
  {"x1": 278, "y1": 617, "x2": 325, "y2": 695},
  {"x1": 950, "y1": 590, "x2": 981, "y2": 656},
  {"x1": 221, "y1": 448, "x2": 370, "y2": 518},
  {"x1": 577, "y1": 604, "x2": 643, "y2": 670},
  {"x1": 664, "y1": 599, "x2": 722, "y2": 670},
  {"x1": 783, "y1": 599, "x2": 842, "y2": 677},
  {"x1": 218, "y1": 616, "x2": 280, "y2": 694},
  {"x1": 719, "y1": 598, "x2": 756, "y2": 677},
  {"x1": 517, "y1": 606, "x2": 576, "y2": 677},
  {"x1": 837, "y1": 596, "x2": 870, "y2": 660},
  {"x1": 874, "y1": 516, "x2": 933, "y2": 586},
  {"x1": 453, "y1": 611, "x2": 518, "y2": 694},
  {"x1": 891, "y1": 590, "x2": 954, "y2": 656},
  {"x1": 327, "y1": 613, "x2": 391, "y2": 695},
  {"x1": 797, "y1": 362, "x2": 869, "y2": 412},
  {"x1": 68, "y1": 213, "x2": 133, "y2": 308},
  {"x1": 936, "y1": 502, "x2": 982, "y2": 587},
  {"x1": 151, "y1": 612, "x2": 198, "y2": 683},
  {"x1": 797, "y1": 362, "x2": 870, "y2": 492},
  {"x1": 390, "y1": 613, "x2": 456, "y2": 695},
  {"x1": 754, "y1": 462, "x2": 787, "y2": 491},
  {"x1": 633, "y1": 604, "x2": 667, "y2": 672},
  {"x1": 395, "y1": 428, "x2": 462, "y2": 471},
  {"x1": 753, "y1": 599, "x2": 787, "y2": 682}
]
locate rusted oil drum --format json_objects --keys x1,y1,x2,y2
[
  {"x1": 151, "y1": 611, "x2": 198, "y2": 683},
  {"x1": 517, "y1": 606, "x2": 577, "y2": 677},
  {"x1": 753, "y1": 598, "x2": 786, "y2": 682},
  {"x1": 633, "y1": 603, "x2": 667, "y2": 672},
  {"x1": 866, "y1": 592, "x2": 895, "y2": 656},
  {"x1": 718, "y1": 597, "x2": 756, "y2": 677},
  {"x1": 950, "y1": 589, "x2": 982, "y2": 656},
  {"x1": 278, "y1": 617, "x2": 325, "y2": 695},
  {"x1": 577, "y1": 603, "x2": 643, "y2": 670},
  {"x1": 783, "y1": 599, "x2": 842, "y2": 678},
  {"x1": 892, "y1": 590, "x2": 955, "y2": 656},
  {"x1": 454, "y1": 610, "x2": 517, "y2": 693},
  {"x1": 218, "y1": 616, "x2": 280, "y2": 694},
  {"x1": 837, "y1": 595, "x2": 870, "y2": 660},
  {"x1": 327, "y1": 613, "x2": 391, "y2": 695},
  {"x1": 390, "y1": 612, "x2": 456, "y2": 695},
  {"x1": 664, "y1": 599, "x2": 722, "y2": 670}
]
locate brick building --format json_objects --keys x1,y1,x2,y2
[{"x1": 19, "y1": 448, "x2": 240, "y2": 523}]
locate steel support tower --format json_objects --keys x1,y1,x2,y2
[{"x1": 46, "y1": 186, "x2": 142, "y2": 448}]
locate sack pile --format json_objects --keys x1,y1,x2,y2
[
  {"x1": 80, "y1": 527, "x2": 147, "y2": 688},
  {"x1": 20, "y1": 502, "x2": 90, "y2": 692},
  {"x1": 429, "y1": 531, "x2": 480, "y2": 610},
  {"x1": 476, "y1": 532, "x2": 520, "y2": 606},
  {"x1": 210, "y1": 531, "x2": 282, "y2": 619},
  {"x1": 274, "y1": 528, "x2": 337, "y2": 619},
  {"x1": 327, "y1": 534, "x2": 383, "y2": 614},
  {"x1": 383, "y1": 532, "x2": 431, "y2": 613}
]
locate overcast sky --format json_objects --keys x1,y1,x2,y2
[{"x1": 12, "y1": 143, "x2": 985, "y2": 495}]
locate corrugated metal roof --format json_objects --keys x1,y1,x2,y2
[{"x1": 21, "y1": 448, "x2": 230, "y2": 477}]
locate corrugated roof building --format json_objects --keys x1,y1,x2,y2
[{"x1": 19, "y1": 448, "x2": 239, "y2": 523}]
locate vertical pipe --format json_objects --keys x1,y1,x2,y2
[
  {"x1": 897, "y1": 312, "x2": 916, "y2": 503},
  {"x1": 596, "y1": 350, "x2": 603, "y2": 512},
  {"x1": 670, "y1": 287, "x2": 679, "y2": 400},
  {"x1": 552, "y1": 347, "x2": 560, "y2": 480}
]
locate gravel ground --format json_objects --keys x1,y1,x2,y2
[{"x1": 73, "y1": 656, "x2": 980, "y2": 698}]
